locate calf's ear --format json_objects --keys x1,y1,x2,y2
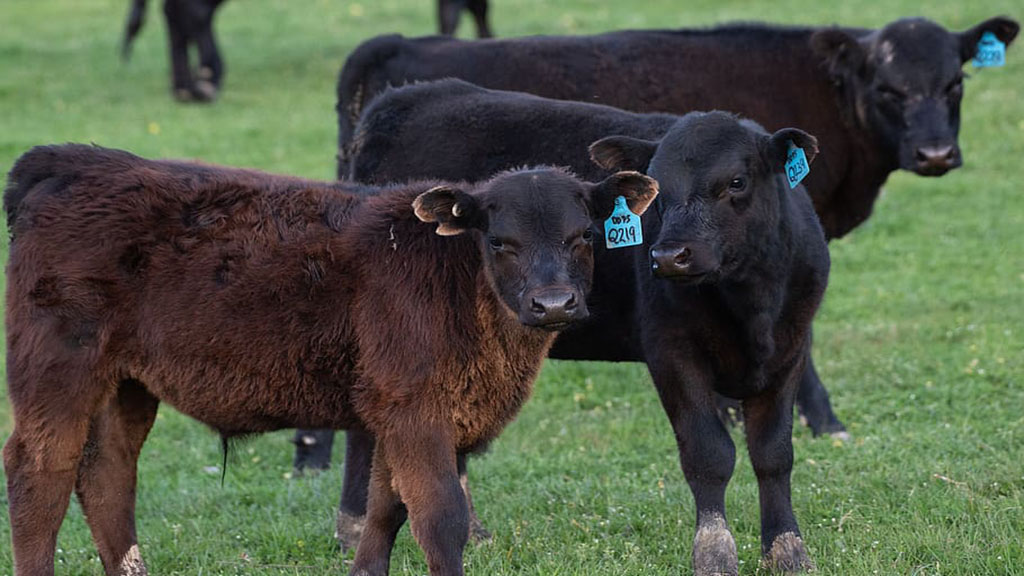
[
  {"x1": 589, "y1": 136, "x2": 658, "y2": 172},
  {"x1": 588, "y1": 171, "x2": 659, "y2": 220},
  {"x1": 810, "y1": 28, "x2": 867, "y2": 79},
  {"x1": 764, "y1": 128, "x2": 819, "y2": 173},
  {"x1": 413, "y1": 185, "x2": 486, "y2": 236},
  {"x1": 958, "y1": 17, "x2": 1019, "y2": 62}
]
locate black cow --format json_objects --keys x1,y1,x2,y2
[
  {"x1": 352, "y1": 101, "x2": 831, "y2": 573},
  {"x1": 121, "y1": 0, "x2": 494, "y2": 101},
  {"x1": 323, "y1": 15, "x2": 1018, "y2": 443}
]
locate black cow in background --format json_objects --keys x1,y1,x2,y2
[
  {"x1": 298, "y1": 17, "x2": 1019, "y2": 465},
  {"x1": 121, "y1": 0, "x2": 493, "y2": 101}
]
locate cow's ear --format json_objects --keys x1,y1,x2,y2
[
  {"x1": 588, "y1": 171, "x2": 659, "y2": 220},
  {"x1": 764, "y1": 128, "x2": 819, "y2": 173},
  {"x1": 810, "y1": 28, "x2": 867, "y2": 79},
  {"x1": 958, "y1": 17, "x2": 1019, "y2": 62},
  {"x1": 589, "y1": 136, "x2": 658, "y2": 172},
  {"x1": 413, "y1": 186, "x2": 486, "y2": 236}
]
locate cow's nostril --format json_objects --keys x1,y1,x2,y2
[
  {"x1": 531, "y1": 298, "x2": 546, "y2": 314},
  {"x1": 564, "y1": 293, "x2": 578, "y2": 311},
  {"x1": 675, "y1": 247, "x2": 691, "y2": 265}
]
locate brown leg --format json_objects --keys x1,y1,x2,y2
[
  {"x1": 350, "y1": 447, "x2": 408, "y2": 576},
  {"x1": 4, "y1": 374, "x2": 108, "y2": 576},
  {"x1": 457, "y1": 454, "x2": 491, "y2": 542},
  {"x1": 75, "y1": 379, "x2": 159, "y2": 576}
]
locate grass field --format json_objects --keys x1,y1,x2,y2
[{"x1": 1, "y1": 0, "x2": 1022, "y2": 574}]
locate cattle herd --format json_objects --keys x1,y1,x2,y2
[{"x1": 1, "y1": 3, "x2": 1019, "y2": 576}]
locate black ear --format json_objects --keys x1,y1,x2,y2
[
  {"x1": 958, "y1": 16, "x2": 1019, "y2": 62},
  {"x1": 412, "y1": 185, "x2": 486, "y2": 236},
  {"x1": 810, "y1": 28, "x2": 868, "y2": 79},
  {"x1": 764, "y1": 128, "x2": 819, "y2": 173},
  {"x1": 589, "y1": 136, "x2": 659, "y2": 172},
  {"x1": 588, "y1": 171, "x2": 659, "y2": 220}
]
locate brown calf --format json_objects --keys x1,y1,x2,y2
[{"x1": 2, "y1": 144, "x2": 657, "y2": 576}]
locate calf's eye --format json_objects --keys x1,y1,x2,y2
[
  {"x1": 581, "y1": 229, "x2": 594, "y2": 243},
  {"x1": 488, "y1": 236, "x2": 504, "y2": 250},
  {"x1": 728, "y1": 177, "x2": 747, "y2": 193}
]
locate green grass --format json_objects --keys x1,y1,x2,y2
[{"x1": 1, "y1": 0, "x2": 1022, "y2": 574}]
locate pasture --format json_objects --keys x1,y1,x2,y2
[{"x1": 0, "y1": 0, "x2": 1021, "y2": 574}]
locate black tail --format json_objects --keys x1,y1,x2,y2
[{"x1": 122, "y1": 0, "x2": 150, "y2": 60}]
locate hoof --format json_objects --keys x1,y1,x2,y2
[
  {"x1": 192, "y1": 79, "x2": 219, "y2": 102},
  {"x1": 173, "y1": 87, "x2": 194, "y2": 102},
  {"x1": 469, "y1": 514, "x2": 492, "y2": 543},
  {"x1": 692, "y1": 515, "x2": 738, "y2": 576},
  {"x1": 116, "y1": 544, "x2": 147, "y2": 576},
  {"x1": 335, "y1": 510, "x2": 365, "y2": 553},
  {"x1": 763, "y1": 532, "x2": 815, "y2": 573},
  {"x1": 830, "y1": 430, "x2": 852, "y2": 442}
]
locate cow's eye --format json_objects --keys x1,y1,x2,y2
[
  {"x1": 581, "y1": 229, "x2": 594, "y2": 243},
  {"x1": 488, "y1": 236, "x2": 504, "y2": 250},
  {"x1": 876, "y1": 85, "x2": 903, "y2": 101},
  {"x1": 728, "y1": 176, "x2": 747, "y2": 193}
]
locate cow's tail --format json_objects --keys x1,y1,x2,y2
[
  {"x1": 335, "y1": 34, "x2": 407, "y2": 179},
  {"x1": 122, "y1": 0, "x2": 149, "y2": 60}
]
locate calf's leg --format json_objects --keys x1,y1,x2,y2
[
  {"x1": 796, "y1": 345, "x2": 848, "y2": 438},
  {"x1": 743, "y1": 377, "x2": 814, "y2": 572},
  {"x1": 292, "y1": 428, "x2": 336, "y2": 472},
  {"x1": 437, "y1": 0, "x2": 463, "y2": 36},
  {"x1": 467, "y1": 0, "x2": 492, "y2": 38},
  {"x1": 4, "y1": 365, "x2": 111, "y2": 576},
  {"x1": 75, "y1": 379, "x2": 159, "y2": 576},
  {"x1": 337, "y1": 429, "x2": 373, "y2": 551},
  {"x1": 162, "y1": 0, "x2": 196, "y2": 101},
  {"x1": 192, "y1": 0, "x2": 224, "y2": 100},
  {"x1": 648, "y1": 359, "x2": 738, "y2": 576},
  {"x1": 350, "y1": 447, "x2": 409, "y2": 576}
]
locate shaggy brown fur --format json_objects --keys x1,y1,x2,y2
[{"x1": 2, "y1": 144, "x2": 657, "y2": 576}]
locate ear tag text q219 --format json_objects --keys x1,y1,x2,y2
[{"x1": 604, "y1": 196, "x2": 643, "y2": 249}]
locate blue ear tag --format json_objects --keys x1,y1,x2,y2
[
  {"x1": 784, "y1": 141, "x2": 810, "y2": 189},
  {"x1": 603, "y1": 196, "x2": 643, "y2": 249},
  {"x1": 973, "y1": 31, "x2": 1006, "y2": 68}
]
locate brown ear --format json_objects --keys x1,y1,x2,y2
[
  {"x1": 958, "y1": 16, "x2": 1019, "y2": 62},
  {"x1": 810, "y1": 28, "x2": 868, "y2": 79},
  {"x1": 412, "y1": 185, "x2": 486, "y2": 236},
  {"x1": 589, "y1": 135, "x2": 659, "y2": 172},
  {"x1": 765, "y1": 128, "x2": 819, "y2": 173},
  {"x1": 589, "y1": 171, "x2": 659, "y2": 220}
]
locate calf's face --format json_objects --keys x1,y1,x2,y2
[
  {"x1": 590, "y1": 112, "x2": 817, "y2": 283},
  {"x1": 414, "y1": 168, "x2": 658, "y2": 329},
  {"x1": 811, "y1": 17, "x2": 1018, "y2": 176}
]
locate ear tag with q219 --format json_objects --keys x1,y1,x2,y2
[
  {"x1": 973, "y1": 31, "x2": 1006, "y2": 68},
  {"x1": 785, "y1": 141, "x2": 810, "y2": 189},
  {"x1": 604, "y1": 196, "x2": 643, "y2": 249}
]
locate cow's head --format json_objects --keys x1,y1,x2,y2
[
  {"x1": 590, "y1": 112, "x2": 817, "y2": 283},
  {"x1": 414, "y1": 168, "x2": 658, "y2": 329},
  {"x1": 811, "y1": 16, "x2": 1018, "y2": 176}
]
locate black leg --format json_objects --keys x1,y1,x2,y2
[
  {"x1": 437, "y1": 0, "x2": 463, "y2": 36},
  {"x1": 162, "y1": 0, "x2": 195, "y2": 101},
  {"x1": 648, "y1": 358, "x2": 738, "y2": 576},
  {"x1": 292, "y1": 429, "x2": 336, "y2": 472},
  {"x1": 192, "y1": 2, "x2": 223, "y2": 101},
  {"x1": 743, "y1": 372, "x2": 814, "y2": 572},
  {"x1": 336, "y1": 429, "x2": 375, "y2": 551},
  {"x1": 468, "y1": 0, "x2": 492, "y2": 38},
  {"x1": 795, "y1": 339, "x2": 848, "y2": 438}
]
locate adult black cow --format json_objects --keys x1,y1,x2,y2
[
  {"x1": 319, "y1": 15, "x2": 1018, "y2": 445},
  {"x1": 352, "y1": 100, "x2": 832, "y2": 573},
  {"x1": 121, "y1": 0, "x2": 494, "y2": 101}
]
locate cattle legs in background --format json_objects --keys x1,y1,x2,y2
[
  {"x1": 330, "y1": 429, "x2": 491, "y2": 552},
  {"x1": 122, "y1": 0, "x2": 227, "y2": 102},
  {"x1": 438, "y1": 0, "x2": 492, "y2": 38},
  {"x1": 796, "y1": 343, "x2": 848, "y2": 439}
]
